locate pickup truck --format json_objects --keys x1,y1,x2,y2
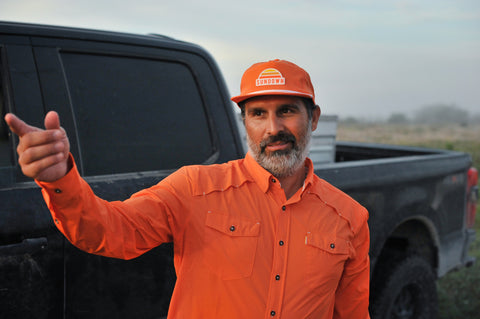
[{"x1": 1, "y1": 21, "x2": 477, "y2": 319}]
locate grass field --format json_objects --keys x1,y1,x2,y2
[{"x1": 337, "y1": 122, "x2": 480, "y2": 318}]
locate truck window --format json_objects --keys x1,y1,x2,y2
[{"x1": 60, "y1": 52, "x2": 214, "y2": 176}]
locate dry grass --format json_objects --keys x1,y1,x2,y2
[{"x1": 337, "y1": 122, "x2": 480, "y2": 145}]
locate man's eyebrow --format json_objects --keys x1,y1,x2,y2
[
  {"x1": 246, "y1": 105, "x2": 267, "y2": 112},
  {"x1": 278, "y1": 103, "x2": 301, "y2": 110}
]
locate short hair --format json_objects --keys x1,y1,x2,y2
[{"x1": 239, "y1": 97, "x2": 316, "y2": 120}]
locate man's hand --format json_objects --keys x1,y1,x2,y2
[{"x1": 4, "y1": 111, "x2": 71, "y2": 182}]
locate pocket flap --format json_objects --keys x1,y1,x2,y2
[
  {"x1": 305, "y1": 232, "x2": 351, "y2": 255},
  {"x1": 206, "y1": 213, "x2": 260, "y2": 237}
]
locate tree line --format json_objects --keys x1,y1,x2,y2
[{"x1": 341, "y1": 103, "x2": 480, "y2": 125}]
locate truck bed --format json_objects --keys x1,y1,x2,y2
[{"x1": 319, "y1": 141, "x2": 474, "y2": 277}]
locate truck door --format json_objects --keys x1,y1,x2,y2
[{"x1": 0, "y1": 36, "x2": 65, "y2": 319}]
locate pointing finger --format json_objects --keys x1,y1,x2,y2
[{"x1": 4, "y1": 113, "x2": 41, "y2": 137}]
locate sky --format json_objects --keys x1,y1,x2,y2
[{"x1": 1, "y1": 0, "x2": 479, "y2": 119}]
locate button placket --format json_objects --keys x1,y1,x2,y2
[{"x1": 265, "y1": 201, "x2": 290, "y2": 319}]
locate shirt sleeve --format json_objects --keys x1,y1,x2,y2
[
  {"x1": 36, "y1": 154, "x2": 185, "y2": 260},
  {"x1": 333, "y1": 206, "x2": 371, "y2": 319}
]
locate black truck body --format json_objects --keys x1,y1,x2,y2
[{"x1": 0, "y1": 22, "x2": 477, "y2": 319}]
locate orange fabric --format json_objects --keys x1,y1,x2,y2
[
  {"x1": 37, "y1": 152, "x2": 370, "y2": 319},
  {"x1": 231, "y1": 59, "x2": 316, "y2": 104}
]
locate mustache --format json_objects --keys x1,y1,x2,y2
[{"x1": 260, "y1": 132, "x2": 297, "y2": 153}]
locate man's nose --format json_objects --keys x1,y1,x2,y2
[{"x1": 266, "y1": 114, "x2": 284, "y2": 136}]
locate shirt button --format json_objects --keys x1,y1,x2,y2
[
  {"x1": 54, "y1": 188, "x2": 62, "y2": 194},
  {"x1": 279, "y1": 240, "x2": 284, "y2": 246},
  {"x1": 270, "y1": 310, "x2": 276, "y2": 316},
  {"x1": 282, "y1": 205, "x2": 286, "y2": 211},
  {"x1": 275, "y1": 275, "x2": 280, "y2": 280},
  {"x1": 230, "y1": 225, "x2": 236, "y2": 232},
  {"x1": 330, "y1": 243, "x2": 335, "y2": 249},
  {"x1": 271, "y1": 178, "x2": 276, "y2": 183}
]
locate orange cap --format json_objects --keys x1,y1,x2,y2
[{"x1": 231, "y1": 59, "x2": 315, "y2": 104}]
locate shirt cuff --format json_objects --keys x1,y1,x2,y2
[{"x1": 35, "y1": 153, "x2": 83, "y2": 208}]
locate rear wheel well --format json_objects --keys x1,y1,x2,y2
[
  {"x1": 373, "y1": 219, "x2": 438, "y2": 273},
  {"x1": 370, "y1": 219, "x2": 439, "y2": 318}
]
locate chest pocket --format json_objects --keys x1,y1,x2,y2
[
  {"x1": 203, "y1": 212, "x2": 261, "y2": 280},
  {"x1": 305, "y1": 232, "x2": 352, "y2": 295}
]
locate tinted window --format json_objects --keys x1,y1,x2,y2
[{"x1": 61, "y1": 52, "x2": 214, "y2": 175}]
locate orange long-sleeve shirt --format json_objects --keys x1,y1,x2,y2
[{"x1": 37, "y1": 152, "x2": 370, "y2": 319}]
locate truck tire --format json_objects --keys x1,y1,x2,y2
[{"x1": 370, "y1": 255, "x2": 438, "y2": 319}]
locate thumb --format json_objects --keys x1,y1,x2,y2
[
  {"x1": 44, "y1": 111, "x2": 61, "y2": 130},
  {"x1": 4, "y1": 113, "x2": 40, "y2": 137}
]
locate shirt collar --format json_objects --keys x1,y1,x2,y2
[
  {"x1": 244, "y1": 152, "x2": 271, "y2": 193},
  {"x1": 303, "y1": 157, "x2": 315, "y2": 190},
  {"x1": 244, "y1": 151, "x2": 315, "y2": 194}
]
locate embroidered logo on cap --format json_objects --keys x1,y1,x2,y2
[{"x1": 256, "y1": 68, "x2": 285, "y2": 86}]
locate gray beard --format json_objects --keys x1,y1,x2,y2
[{"x1": 247, "y1": 122, "x2": 312, "y2": 178}]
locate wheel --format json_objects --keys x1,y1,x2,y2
[{"x1": 370, "y1": 255, "x2": 438, "y2": 319}]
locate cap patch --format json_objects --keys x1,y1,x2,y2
[{"x1": 256, "y1": 68, "x2": 285, "y2": 86}]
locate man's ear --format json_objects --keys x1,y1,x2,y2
[{"x1": 311, "y1": 105, "x2": 321, "y2": 131}]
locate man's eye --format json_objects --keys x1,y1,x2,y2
[{"x1": 253, "y1": 110, "x2": 264, "y2": 116}]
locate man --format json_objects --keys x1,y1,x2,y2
[{"x1": 5, "y1": 59, "x2": 370, "y2": 318}]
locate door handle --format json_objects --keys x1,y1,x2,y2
[{"x1": 0, "y1": 237, "x2": 47, "y2": 255}]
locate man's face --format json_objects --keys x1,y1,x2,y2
[{"x1": 243, "y1": 95, "x2": 320, "y2": 178}]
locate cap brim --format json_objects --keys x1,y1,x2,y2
[{"x1": 231, "y1": 89, "x2": 314, "y2": 104}]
